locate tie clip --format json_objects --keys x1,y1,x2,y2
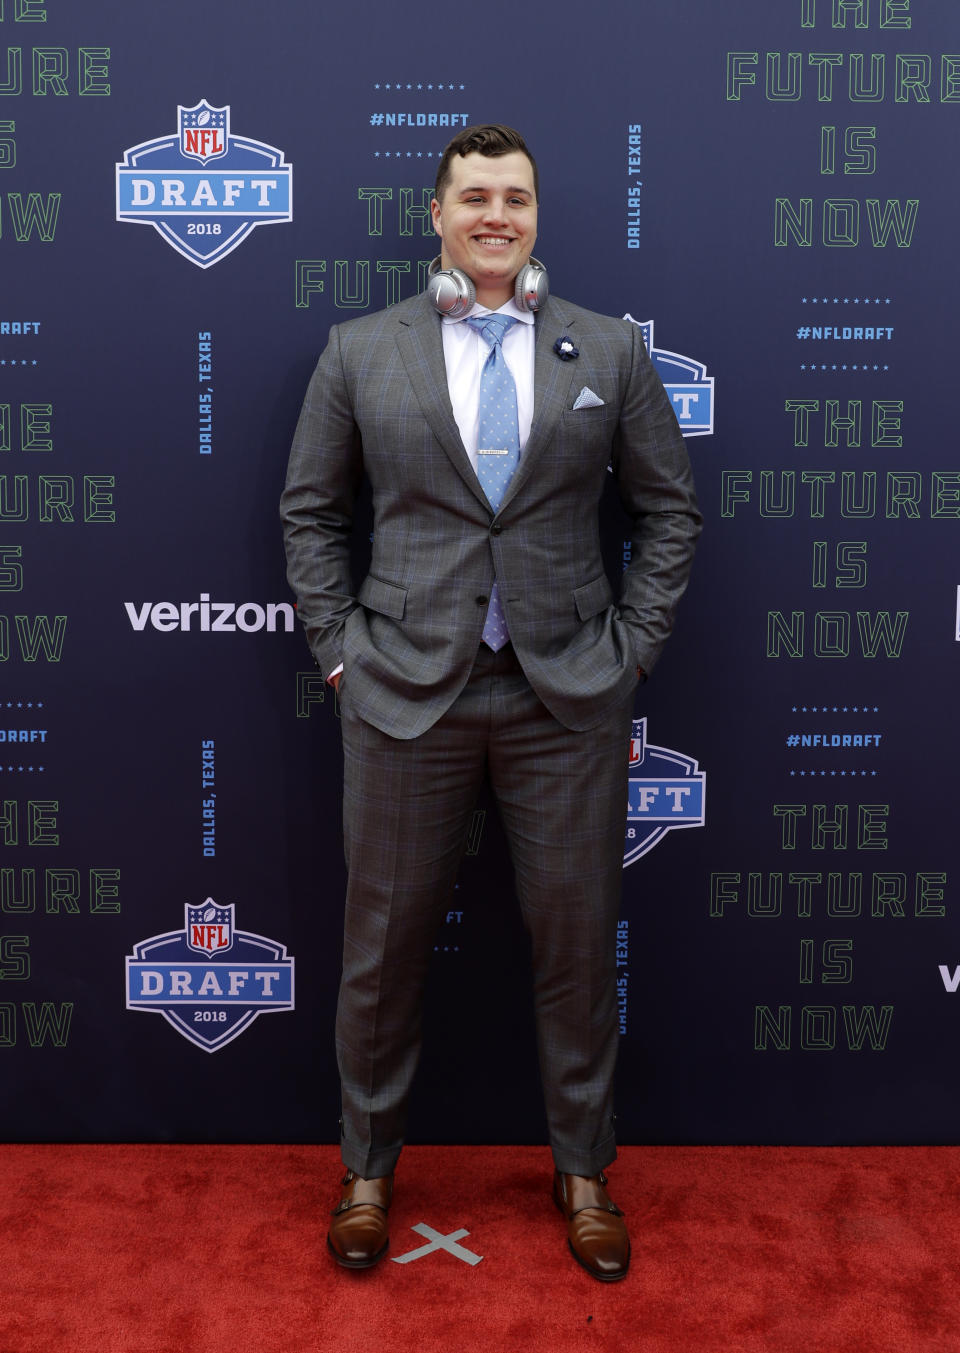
[{"x1": 478, "y1": 448, "x2": 508, "y2": 455}]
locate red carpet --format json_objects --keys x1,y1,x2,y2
[{"x1": 1, "y1": 1143, "x2": 957, "y2": 1352}]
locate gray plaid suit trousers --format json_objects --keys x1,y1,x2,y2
[{"x1": 336, "y1": 640, "x2": 633, "y2": 1180}]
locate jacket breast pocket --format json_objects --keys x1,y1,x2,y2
[{"x1": 558, "y1": 402, "x2": 618, "y2": 456}]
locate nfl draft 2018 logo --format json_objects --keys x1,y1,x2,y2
[
  {"x1": 623, "y1": 316, "x2": 714, "y2": 438},
  {"x1": 116, "y1": 100, "x2": 293, "y2": 268},
  {"x1": 624, "y1": 718, "x2": 705, "y2": 867},
  {"x1": 125, "y1": 899, "x2": 295, "y2": 1051}
]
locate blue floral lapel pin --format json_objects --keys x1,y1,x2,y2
[{"x1": 553, "y1": 335, "x2": 579, "y2": 361}]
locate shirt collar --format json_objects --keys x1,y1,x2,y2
[{"x1": 441, "y1": 295, "x2": 535, "y2": 326}]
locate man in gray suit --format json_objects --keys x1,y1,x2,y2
[{"x1": 281, "y1": 124, "x2": 700, "y2": 1281}]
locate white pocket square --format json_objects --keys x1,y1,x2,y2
[{"x1": 572, "y1": 386, "x2": 605, "y2": 410}]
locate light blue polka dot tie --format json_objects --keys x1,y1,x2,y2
[{"x1": 464, "y1": 313, "x2": 520, "y2": 651}]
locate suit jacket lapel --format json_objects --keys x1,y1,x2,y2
[
  {"x1": 394, "y1": 292, "x2": 490, "y2": 512},
  {"x1": 498, "y1": 298, "x2": 579, "y2": 513},
  {"x1": 394, "y1": 291, "x2": 580, "y2": 517}
]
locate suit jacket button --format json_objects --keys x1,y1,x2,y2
[
  {"x1": 475, "y1": 594, "x2": 488, "y2": 605},
  {"x1": 490, "y1": 522, "x2": 503, "y2": 535}
]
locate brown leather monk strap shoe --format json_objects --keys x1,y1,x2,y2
[
  {"x1": 553, "y1": 1170, "x2": 630, "y2": 1282},
  {"x1": 327, "y1": 1170, "x2": 393, "y2": 1269}
]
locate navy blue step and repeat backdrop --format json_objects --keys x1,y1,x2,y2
[{"x1": 2, "y1": 0, "x2": 958, "y2": 1144}]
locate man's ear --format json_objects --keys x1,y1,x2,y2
[{"x1": 430, "y1": 197, "x2": 443, "y2": 237}]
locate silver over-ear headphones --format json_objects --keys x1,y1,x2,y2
[{"x1": 426, "y1": 255, "x2": 549, "y2": 318}]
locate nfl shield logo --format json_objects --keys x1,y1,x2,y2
[
  {"x1": 117, "y1": 98, "x2": 292, "y2": 267},
  {"x1": 629, "y1": 723, "x2": 646, "y2": 766},
  {"x1": 186, "y1": 899, "x2": 234, "y2": 955},
  {"x1": 622, "y1": 315, "x2": 715, "y2": 438},
  {"x1": 624, "y1": 718, "x2": 706, "y2": 868},
  {"x1": 179, "y1": 101, "x2": 229, "y2": 163},
  {"x1": 126, "y1": 897, "x2": 295, "y2": 1052}
]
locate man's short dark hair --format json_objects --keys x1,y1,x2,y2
[{"x1": 434, "y1": 124, "x2": 539, "y2": 204}]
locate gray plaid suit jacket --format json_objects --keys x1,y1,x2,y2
[{"x1": 281, "y1": 289, "x2": 701, "y2": 740}]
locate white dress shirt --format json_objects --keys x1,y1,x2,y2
[{"x1": 440, "y1": 297, "x2": 535, "y2": 472}]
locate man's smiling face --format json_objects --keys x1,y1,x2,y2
[{"x1": 430, "y1": 150, "x2": 538, "y2": 310}]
